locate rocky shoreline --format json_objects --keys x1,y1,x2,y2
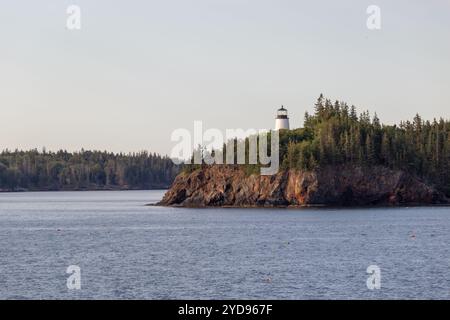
[{"x1": 157, "y1": 165, "x2": 449, "y2": 207}]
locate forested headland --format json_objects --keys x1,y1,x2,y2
[
  {"x1": 0, "y1": 150, "x2": 179, "y2": 192},
  {"x1": 186, "y1": 94, "x2": 450, "y2": 198}
]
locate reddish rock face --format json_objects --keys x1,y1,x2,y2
[{"x1": 158, "y1": 165, "x2": 449, "y2": 207}]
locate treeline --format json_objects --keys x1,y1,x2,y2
[
  {"x1": 0, "y1": 149, "x2": 179, "y2": 191},
  {"x1": 281, "y1": 94, "x2": 450, "y2": 195}
]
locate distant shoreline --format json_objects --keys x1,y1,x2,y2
[{"x1": 0, "y1": 149, "x2": 179, "y2": 194}]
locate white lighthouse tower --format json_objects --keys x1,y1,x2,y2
[{"x1": 275, "y1": 106, "x2": 290, "y2": 130}]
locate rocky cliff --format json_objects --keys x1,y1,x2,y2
[{"x1": 158, "y1": 165, "x2": 449, "y2": 207}]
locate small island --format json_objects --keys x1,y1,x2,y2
[{"x1": 159, "y1": 95, "x2": 450, "y2": 207}]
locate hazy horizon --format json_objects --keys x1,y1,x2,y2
[{"x1": 1, "y1": 0, "x2": 450, "y2": 156}]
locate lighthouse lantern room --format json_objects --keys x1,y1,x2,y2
[{"x1": 275, "y1": 106, "x2": 290, "y2": 130}]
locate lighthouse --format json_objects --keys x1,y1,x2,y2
[{"x1": 275, "y1": 106, "x2": 290, "y2": 130}]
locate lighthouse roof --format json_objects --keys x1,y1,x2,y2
[{"x1": 276, "y1": 105, "x2": 289, "y2": 119}]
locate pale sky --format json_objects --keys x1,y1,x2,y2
[{"x1": 1, "y1": 0, "x2": 450, "y2": 156}]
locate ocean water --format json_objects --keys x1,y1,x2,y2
[{"x1": 0, "y1": 190, "x2": 449, "y2": 300}]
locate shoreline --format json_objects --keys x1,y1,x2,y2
[
  {"x1": 150, "y1": 203, "x2": 450, "y2": 209},
  {"x1": 0, "y1": 188, "x2": 169, "y2": 193}
]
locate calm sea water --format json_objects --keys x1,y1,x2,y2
[{"x1": 0, "y1": 190, "x2": 450, "y2": 299}]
